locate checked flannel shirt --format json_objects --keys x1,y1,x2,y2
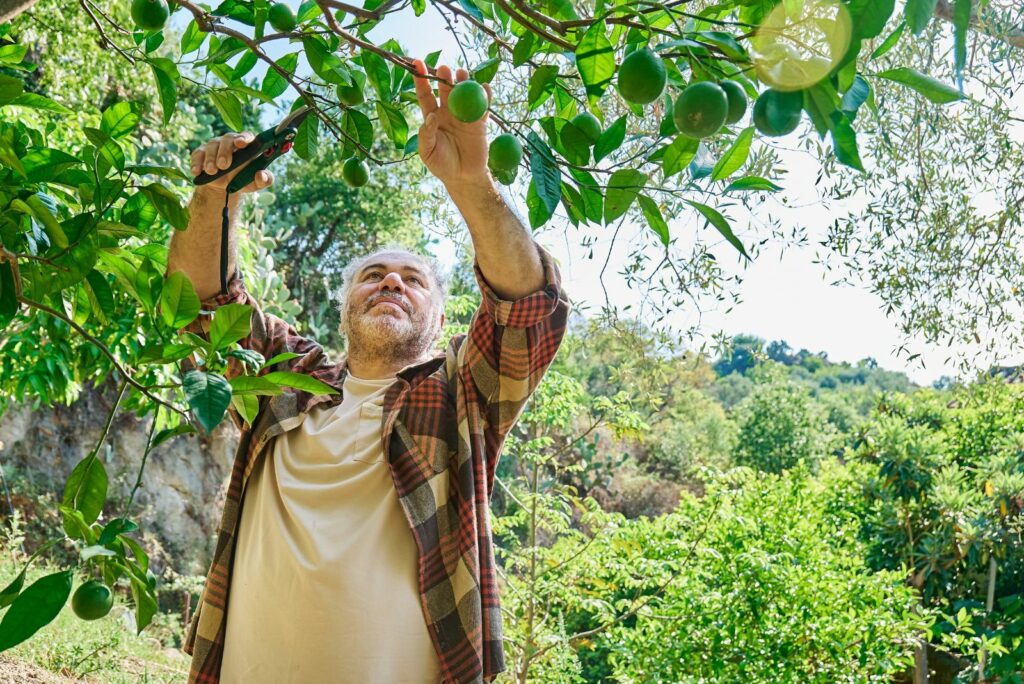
[{"x1": 180, "y1": 240, "x2": 571, "y2": 684}]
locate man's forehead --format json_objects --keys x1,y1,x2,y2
[{"x1": 359, "y1": 252, "x2": 429, "y2": 274}]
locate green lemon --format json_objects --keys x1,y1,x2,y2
[
  {"x1": 447, "y1": 80, "x2": 488, "y2": 123},
  {"x1": 752, "y1": 89, "x2": 804, "y2": 137},
  {"x1": 268, "y1": 3, "x2": 297, "y2": 32},
  {"x1": 342, "y1": 157, "x2": 369, "y2": 187},
  {"x1": 570, "y1": 112, "x2": 602, "y2": 145},
  {"x1": 130, "y1": 0, "x2": 170, "y2": 31},
  {"x1": 719, "y1": 80, "x2": 748, "y2": 125},
  {"x1": 672, "y1": 81, "x2": 729, "y2": 139},
  {"x1": 72, "y1": 580, "x2": 113, "y2": 621},
  {"x1": 616, "y1": 48, "x2": 667, "y2": 105},
  {"x1": 488, "y1": 134, "x2": 523, "y2": 172}
]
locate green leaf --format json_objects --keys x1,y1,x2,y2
[
  {"x1": 183, "y1": 371, "x2": 233, "y2": 433},
  {"x1": 0, "y1": 44, "x2": 27, "y2": 64},
  {"x1": 725, "y1": 176, "x2": 782, "y2": 192},
  {"x1": 375, "y1": 101, "x2": 409, "y2": 148},
  {"x1": 662, "y1": 135, "x2": 699, "y2": 178},
  {"x1": 952, "y1": 0, "x2": 971, "y2": 84},
  {"x1": 150, "y1": 60, "x2": 179, "y2": 126},
  {"x1": 302, "y1": 37, "x2": 351, "y2": 86},
  {"x1": 0, "y1": 570, "x2": 73, "y2": 651},
  {"x1": 293, "y1": 111, "x2": 319, "y2": 160},
  {"x1": 361, "y1": 50, "x2": 392, "y2": 101},
  {"x1": 604, "y1": 169, "x2": 647, "y2": 225},
  {"x1": 851, "y1": 0, "x2": 896, "y2": 39},
  {"x1": 181, "y1": 20, "x2": 207, "y2": 54},
  {"x1": 62, "y1": 453, "x2": 108, "y2": 525},
  {"x1": 97, "y1": 517, "x2": 138, "y2": 546},
  {"x1": 100, "y1": 102, "x2": 140, "y2": 138},
  {"x1": 230, "y1": 375, "x2": 285, "y2": 396},
  {"x1": 140, "y1": 184, "x2": 189, "y2": 230},
  {"x1": 593, "y1": 116, "x2": 626, "y2": 163},
  {"x1": 262, "y1": 53, "x2": 299, "y2": 99},
  {"x1": 152, "y1": 423, "x2": 196, "y2": 448},
  {"x1": 904, "y1": 0, "x2": 937, "y2": 34},
  {"x1": 126, "y1": 164, "x2": 192, "y2": 182},
  {"x1": 711, "y1": 127, "x2": 754, "y2": 181},
  {"x1": 472, "y1": 57, "x2": 500, "y2": 84},
  {"x1": 160, "y1": 271, "x2": 201, "y2": 329},
  {"x1": 528, "y1": 131, "x2": 561, "y2": 218},
  {"x1": 85, "y1": 271, "x2": 115, "y2": 320},
  {"x1": 227, "y1": 348, "x2": 265, "y2": 367},
  {"x1": 575, "y1": 21, "x2": 615, "y2": 100},
  {"x1": 411, "y1": 0, "x2": 426, "y2": 15},
  {"x1": 870, "y1": 21, "x2": 905, "y2": 60},
  {"x1": 208, "y1": 303, "x2": 253, "y2": 350},
  {"x1": 0, "y1": 262, "x2": 18, "y2": 324},
  {"x1": 263, "y1": 351, "x2": 304, "y2": 367},
  {"x1": 231, "y1": 394, "x2": 260, "y2": 425},
  {"x1": 637, "y1": 194, "x2": 670, "y2": 246},
  {"x1": 527, "y1": 179, "x2": 556, "y2": 228},
  {"x1": 6, "y1": 92, "x2": 71, "y2": 115},
  {"x1": 127, "y1": 572, "x2": 158, "y2": 635},
  {"x1": 210, "y1": 90, "x2": 244, "y2": 131},
  {"x1": 81, "y1": 545, "x2": 118, "y2": 561},
  {"x1": 528, "y1": 65, "x2": 559, "y2": 111},
  {"x1": 829, "y1": 112, "x2": 864, "y2": 171},
  {"x1": 686, "y1": 200, "x2": 749, "y2": 259},
  {"x1": 876, "y1": 67, "x2": 965, "y2": 104},
  {"x1": 262, "y1": 371, "x2": 340, "y2": 395},
  {"x1": 0, "y1": 566, "x2": 26, "y2": 609},
  {"x1": 0, "y1": 74, "x2": 23, "y2": 105}
]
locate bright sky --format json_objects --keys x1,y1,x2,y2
[{"x1": 172, "y1": 4, "x2": 1022, "y2": 386}]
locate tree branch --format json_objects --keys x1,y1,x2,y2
[{"x1": 934, "y1": 0, "x2": 1024, "y2": 50}]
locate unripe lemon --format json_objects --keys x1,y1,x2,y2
[
  {"x1": 570, "y1": 112, "x2": 602, "y2": 145},
  {"x1": 131, "y1": 0, "x2": 170, "y2": 31},
  {"x1": 447, "y1": 80, "x2": 488, "y2": 123},
  {"x1": 488, "y1": 134, "x2": 523, "y2": 172},
  {"x1": 72, "y1": 580, "x2": 113, "y2": 621},
  {"x1": 672, "y1": 82, "x2": 729, "y2": 139},
  {"x1": 719, "y1": 80, "x2": 748, "y2": 124},
  {"x1": 342, "y1": 157, "x2": 369, "y2": 187},
  {"x1": 616, "y1": 48, "x2": 666, "y2": 105},
  {"x1": 268, "y1": 3, "x2": 297, "y2": 32},
  {"x1": 752, "y1": 89, "x2": 803, "y2": 137}
]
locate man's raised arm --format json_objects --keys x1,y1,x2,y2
[{"x1": 165, "y1": 131, "x2": 274, "y2": 299}]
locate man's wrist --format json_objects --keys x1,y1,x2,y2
[{"x1": 193, "y1": 184, "x2": 242, "y2": 205}]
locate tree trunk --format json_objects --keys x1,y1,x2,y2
[{"x1": 0, "y1": 0, "x2": 40, "y2": 24}]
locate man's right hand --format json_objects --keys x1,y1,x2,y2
[{"x1": 189, "y1": 131, "x2": 276, "y2": 194}]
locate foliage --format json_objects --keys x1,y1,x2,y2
[{"x1": 732, "y1": 362, "x2": 835, "y2": 474}]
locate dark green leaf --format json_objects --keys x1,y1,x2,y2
[
  {"x1": 662, "y1": 135, "x2": 699, "y2": 178},
  {"x1": 637, "y1": 194, "x2": 670, "y2": 246},
  {"x1": 575, "y1": 21, "x2": 615, "y2": 99},
  {"x1": 711, "y1": 127, "x2": 754, "y2": 181},
  {"x1": 293, "y1": 111, "x2": 319, "y2": 160},
  {"x1": 829, "y1": 112, "x2": 864, "y2": 171},
  {"x1": 183, "y1": 371, "x2": 233, "y2": 433},
  {"x1": 62, "y1": 453, "x2": 108, "y2": 525},
  {"x1": 904, "y1": 0, "x2": 937, "y2": 34},
  {"x1": 0, "y1": 566, "x2": 26, "y2": 609},
  {"x1": 97, "y1": 518, "x2": 139, "y2": 546},
  {"x1": 527, "y1": 179, "x2": 556, "y2": 228},
  {"x1": 152, "y1": 423, "x2": 196, "y2": 448},
  {"x1": 0, "y1": 570, "x2": 73, "y2": 651},
  {"x1": 210, "y1": 90, "x2": 244, "y2": 131},
  {"x1": 140, "y1": 184, "x2": 189, "y2": 230},
  {"x1": 528, "y1": 65, "x2": 559, "y2": 111},
  {"x1": 472, "y1": 58, "x2": 500, "y2": 84},
  {"x1": 876, "y1": 67, "x2": 965, "y2": 104},
  {"x1": 527, "y1": 131, "x2": 561, "y2": 218},
  {"x1": 604, "y1": 168, "x2": 647, "y2": 225},
  {"x1": 0, "y1": 74, "x2": 24, "y2": 105},
  {"x1": 593, "y1": 116, "x2": 626, "y2": 163},
  {"x1": 375, "y1": 101, "x2": 409, "y2": 148},
  {"x1": 953, "y1": 0, "x2": 971, "y2": 84},
  {"x1": 262, "y1": 53, "x2": 299, "y2": 98},
  {"x1": 361, "y1": 50, "x2": 392, "y2": 101},
  {"x1": 686, "y1": 199, "x2": 749, "y2": 259},
  {"x1": 870, "y1": 22, "x2": 905, "y2": 60}
]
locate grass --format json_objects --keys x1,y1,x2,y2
[{"x1": 0, "y1": 511, "x2": 191, "y2": 683}]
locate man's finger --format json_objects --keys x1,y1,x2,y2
[
  {"x1": 437, "y1": 64, "x2": 453, "y2": 110},
  {"x1": 412, "y1": 58, "x2": 438, "y2": 118},
  {"x1": 455, "y1": 67, "x2": 470, "y2": 83},
  {"x1": 483, "y1": 82, "x2": 492, "y2": 105}
]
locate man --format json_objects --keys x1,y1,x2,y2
[{"x1": 166, "y1": 59, "x2": 571, "y2": 684}]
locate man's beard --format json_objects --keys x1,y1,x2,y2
[{"x1": 341, "y1": 297, "x2": 441, "y2": 367}]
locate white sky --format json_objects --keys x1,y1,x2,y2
[{"x1": 172, "y1": 4, "x2": 1023, "y2": 385}]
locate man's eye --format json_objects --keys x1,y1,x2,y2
[{"x1": 410, "y1": 277, "x2": 422, "y2": 285}]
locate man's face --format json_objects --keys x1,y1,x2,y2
[{"x1": 340, "y1": 251, "x2": 444, "y2": 363}]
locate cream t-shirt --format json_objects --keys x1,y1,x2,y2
[{"x1": 220, "y1": 372, "x2": 443, "y2": 683}]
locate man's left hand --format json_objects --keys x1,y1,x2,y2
[{"x1": 412, "y1": 59, "x2": 493, "y2": 188}]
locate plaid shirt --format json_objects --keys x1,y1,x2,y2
[{"x1": 180, "y1": 241, "x2": 570, "y2": 683}]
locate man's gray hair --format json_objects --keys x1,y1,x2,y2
[{"x1": 335, "y1": 243, "x2": 450, "y2": 316}]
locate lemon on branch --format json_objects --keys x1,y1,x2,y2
[
  {"x1": 130, "y1": 0, "x2": 169, "y2": 31},
  {"x1": 488, "y1": 134, "x2": 523, "y2": 172},
  {"x1": 72, "y1": 580, "x2": 113, "y2": 621},
  {"x1": 268, "y1": 3, "x2": 298, "y2": 32},
  {"x1": 448, "y1": 80, "x2": 488, "y2": 123},
  {"x1": 752, "y1": 89, "x2": 804, "y2": 136},
  {"x1": 672, "y1": 82, "x2": 729, "y2": 139},
  {"x1": 570, "y1": 112, "x2": 602, "y2": 146},
  {"x1": 616, "y1": 48, "x2": 666, "y2": 105},
  {"x1": 719, "y1": 80, "x2": 748, "y2": 125},
  {"x1": 342, "y1": 157, "x2": 369, "y2": 187}
]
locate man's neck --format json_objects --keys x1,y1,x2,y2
[{"x1": 344, "y1": 351, "x2": 435, "y2": 380}]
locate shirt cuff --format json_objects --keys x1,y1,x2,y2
[{"x1": 472, "y1": 242, "x2": 567, "y2": 329}]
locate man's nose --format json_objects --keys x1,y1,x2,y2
[{"x1": 378, "y1": 272, "x2": 406, "y2": 291}]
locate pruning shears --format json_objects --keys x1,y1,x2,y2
[{"x1": 193, "y1": 105, "x2": 312, "y2": 193}]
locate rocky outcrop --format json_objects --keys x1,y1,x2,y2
[{"x1": 0, "y1": 385, "x2": 237, "y2": 577}]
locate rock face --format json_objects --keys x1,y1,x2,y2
[{"x1": 0, "y1": 385, "x2": 238, "y2": 577}]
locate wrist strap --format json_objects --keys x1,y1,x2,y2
[{"x1": 219, "y1": 192, "x2": 230, "y2": 295}]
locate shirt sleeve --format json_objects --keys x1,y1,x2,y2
[{"x1": 459, "y1": 241, "x2": 572, "y2": 490}]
